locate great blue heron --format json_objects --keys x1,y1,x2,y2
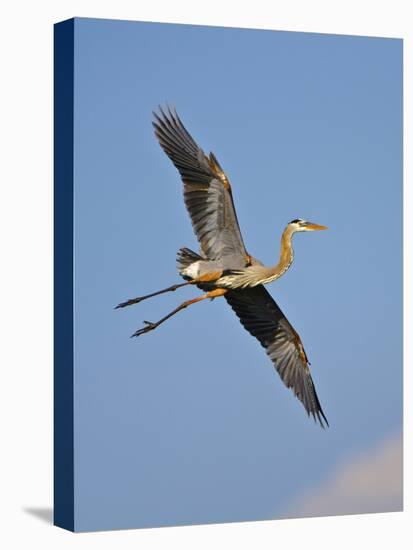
[{"x1": 117, "y1": 107, "x2": 329, "y2": 427}]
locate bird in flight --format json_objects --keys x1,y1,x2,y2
[{"x1": 117, "y1": 106, "x2": 329, "y2": 427}]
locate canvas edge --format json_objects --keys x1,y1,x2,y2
[{"x1": 53, "y1": 17, "x2": 75, "y2": 532}]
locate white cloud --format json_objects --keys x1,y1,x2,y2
[{"x1": 280, "y1": 432, "x2": 403, "y2": 519}]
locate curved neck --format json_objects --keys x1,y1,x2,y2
[
  {"x1": 271, "y1": 225, "x2": 295, "y2": 280},
  {"x1": 251, "y1": 226, "x2": 295, "y2": 287}
]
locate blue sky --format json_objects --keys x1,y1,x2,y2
[{"x1": 71, "y1": 18, "x2": 402, "y2": 531}]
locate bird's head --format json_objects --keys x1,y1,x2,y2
[{"x1": 288, "y1": 218, "x2": 328, "y2": 233}]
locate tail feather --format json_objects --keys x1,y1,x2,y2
[{"x1": 176, "y1": 247, "x2": 203, "y2": 272}]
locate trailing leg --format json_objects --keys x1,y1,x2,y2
[
  {"x1": 115, "y1": 281, "x2": 191, "y2": 309},
  {"x1": 131, "y1": 288, "x2": 227, "y2": 337},
  {"x1": 115, "y1": 271, "x2": 224, "y2": 310}
]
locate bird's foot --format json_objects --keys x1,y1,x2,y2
[
  {"x1": 130, "y1": 321, "x2": 158, "y2": 338},
  {"x1": 115, "y1": 297, "x2": 143, "y2": 309}
]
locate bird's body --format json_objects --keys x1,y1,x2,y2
[
  {"x1": 117, "y1": 106, "x2": 329, "y2": 427},
  {"x1": 178, "y1": 224, "x2": 298, "y2": 290}
]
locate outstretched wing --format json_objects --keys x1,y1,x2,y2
[
  {"x1": 225, "y1": 285, "x2": 328, "y2": 427},
  {"x1": 153, "y1": 106, "x2": 249, "y2": 263}
]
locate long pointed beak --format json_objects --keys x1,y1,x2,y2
[{"x1": 305, "y1": 222, "x2": 328, "y2": 231}]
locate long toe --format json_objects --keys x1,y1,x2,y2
[
  {"x1": 115, "y1": 298, "x2": 141, "y2": 309},
  {"x1": 115, "y1": 301, "x2": 129, "y2": 309},
  {"x1": 130, "y1": 322, "x2": 157, "y2": 338},
  {"x1": 130, "y1": 328, "x2": 147, "y2": 338}
]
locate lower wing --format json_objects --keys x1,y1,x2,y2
[{"x1": 225, "y1": 285, "x2": 328, "y2": 427}]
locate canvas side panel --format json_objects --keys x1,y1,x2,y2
[{"x1": 53, "y1": 18, "x2": 75, "y2": 532}]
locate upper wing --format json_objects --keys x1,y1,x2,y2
[
  {"x1": 225, "y1": 285, "x2": 328, "y2": 427},
  {"x1": 153, "y1": 106, "x2": 249, "y2": 263}
]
